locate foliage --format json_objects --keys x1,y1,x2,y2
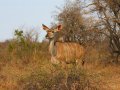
[
  {"x1": 14, "y1": 29, "x2": 25, "y2": 44},
  {"x1": 55, "y1": 0, "x2": 86, "y2": 44},
  {"x1": 90, "y1": 0, "x2": 120, "y2": 62},
  {"x1": 18, "y1": 66, "x2": 99, "y2": 90}
]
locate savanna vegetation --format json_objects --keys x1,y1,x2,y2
[{"x1": 0, "y1": 0, "x2": 120, "y2": 90}]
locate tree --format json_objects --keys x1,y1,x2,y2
[
  {"x1": 90, "y1": 0, "x2": 120, "y2": 62},
  {"x1": 56, "y1": 0, "x2": 85, "y2": 44}
]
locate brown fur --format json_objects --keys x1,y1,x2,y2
[{"x1": 54, "y1": 42, "x2": 85, "y2": 64}]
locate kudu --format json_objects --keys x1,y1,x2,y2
[{"x1": 42, "y1": 24, "x2": 85, "y2": 65}]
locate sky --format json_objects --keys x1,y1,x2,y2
[{"x1": 0, "y1": 0, "x2": 64, "y2": 42}]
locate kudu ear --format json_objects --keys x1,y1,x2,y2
[
  {"x1": 54, "y1": 25, "x2": 62, "y2": 32},
  {"x1": 42, "y1": 24, "x2": 50, "y2": 31},
  {"x1": 58, "y1": 25, "x2": 62, "y2": 31}
]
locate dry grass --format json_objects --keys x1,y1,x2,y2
[{"x1": 0, "y1": 38, "x2": 120, "y2": 90}]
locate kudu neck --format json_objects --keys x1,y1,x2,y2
[{"x1": 49, "y1": 38, "x2": 56, "y2": 56}]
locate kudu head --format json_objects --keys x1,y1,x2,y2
[{"x1": 42, "y1": 24, "x2": 62, "y2": 40}]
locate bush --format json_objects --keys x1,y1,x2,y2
[
  {"x1": 18, "y1": 65, "x2": 99, "y2": 90},
  {"x1": 7, "y1": 29, "x2": 49, "y2": 65}
]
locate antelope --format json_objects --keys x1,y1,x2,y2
[{"x1": 42, "y1": 24, "x2": 85, "y2": 66}]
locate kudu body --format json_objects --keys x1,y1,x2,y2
[{"x1": 42, "y1": 24, "x2": 85, "y2": 65}]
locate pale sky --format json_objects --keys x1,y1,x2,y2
[{"x1": 0, "y1": 0, "x2": 64, "y2": 42}]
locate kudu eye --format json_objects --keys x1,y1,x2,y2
[{"x1": 51, "y1": 31, "x2": 54, "y2": 33}]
